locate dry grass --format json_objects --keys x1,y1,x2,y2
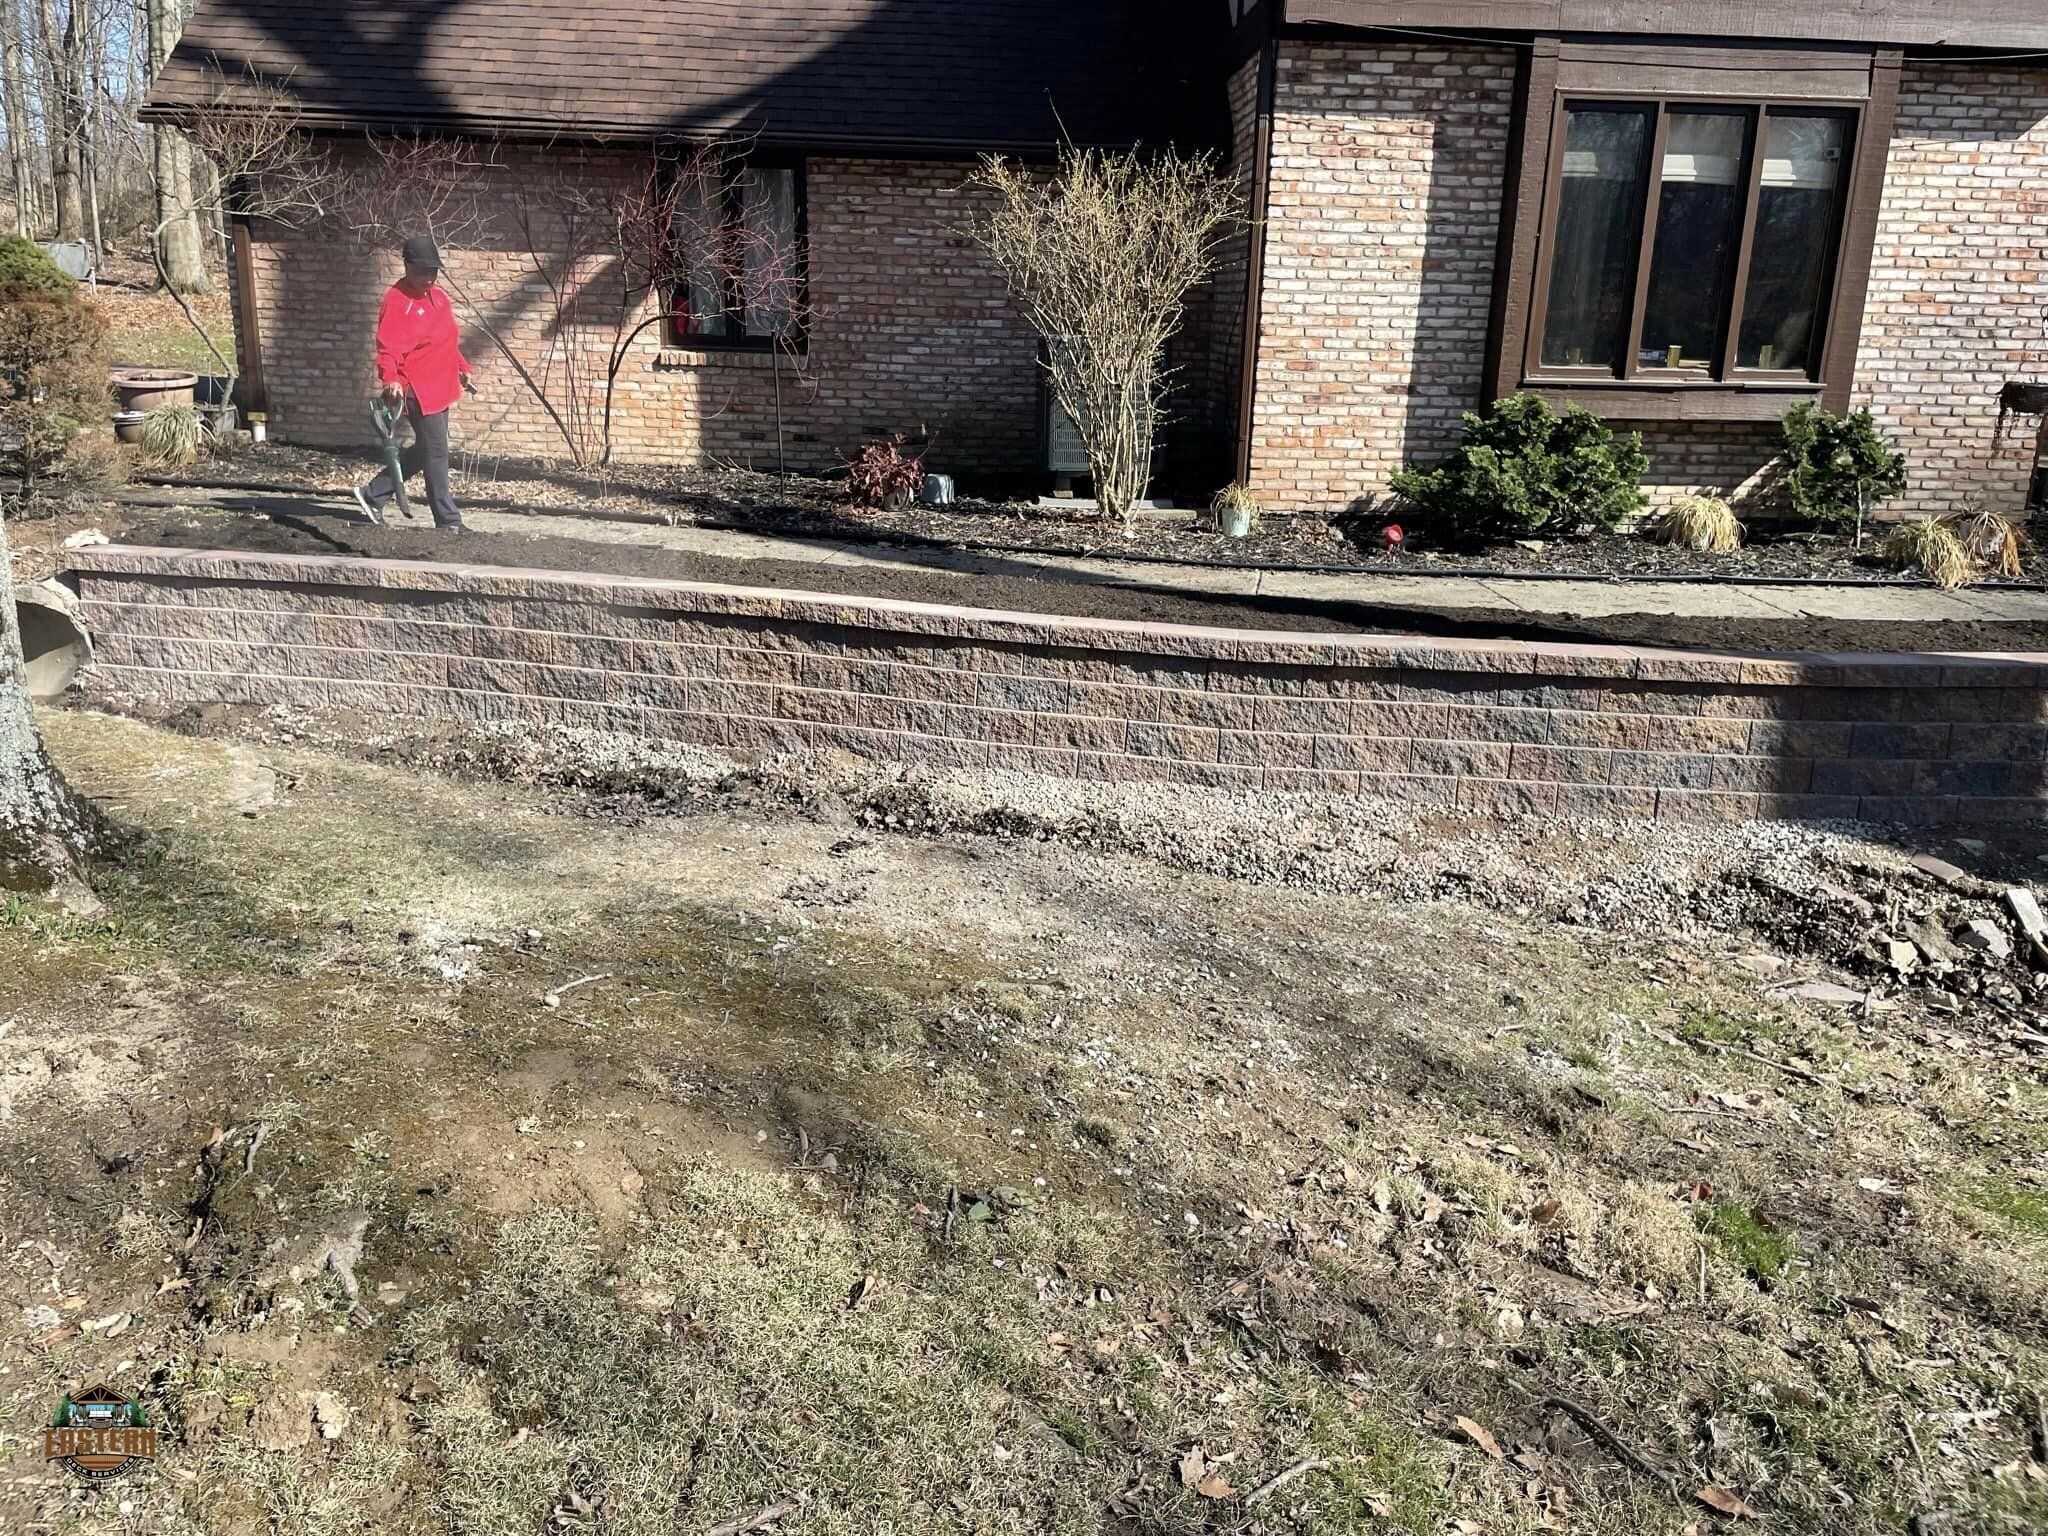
[
  {"x1": 1945, "y1": 507, "x2": 2031, "y2": 578},
  {"x1": 2, "y1": 709, "x2": 2046, "y2": 1536},
  {"x1": 1881, "y1": 517, "x2": 1977, "y2": 588},
  {"x1": 1649, "y1": 493, "x2": 1743, "y2": 552}
]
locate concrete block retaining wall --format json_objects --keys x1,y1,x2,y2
[{"x1": 66, "y1": 547, "x2": 2048, "y2": 826}]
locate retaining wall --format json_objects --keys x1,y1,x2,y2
[{"x1": 66, "y1": 546, "x2": 2048, "y2": 826}]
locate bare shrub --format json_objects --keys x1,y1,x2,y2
[{"x1": 966, "y1": 147, "x2": 1241, "y2": 528}]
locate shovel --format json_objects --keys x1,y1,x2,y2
[{"x1": 368, "y1": 397, "x2": 415, "y2": 520}]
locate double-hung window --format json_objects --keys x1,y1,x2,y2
[
  {"x1": 666, "y1": 158, "x2": 806, "y2": 350},
  {"x1": 1494, "y1": 44, "x2": 1899, "y2": 419}
]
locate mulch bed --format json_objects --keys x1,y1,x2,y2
[
  {"x1": 108, "y1": 500, "x2": 2048, "y2": 656},
  {"x1": 155, "y1": 445, "x2": 2048, "y2": 584}
]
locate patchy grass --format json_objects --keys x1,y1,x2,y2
[
  {"x1": 91, "y1": 284, "x2": 234, "y2": 373},
  {"x1": 3, "y1": 708, "x2": 2046, "y2": 1536},
  {"x1": 1699, "y1": 1199, "x2": 1796, "y2": 1284},
  {"x1": 1970, "y1": 1177, "x2": 2048, "y2": 1238}
]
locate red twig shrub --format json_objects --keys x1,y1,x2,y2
[{"x1": 842, "y1": 434, "x2": 927, "y2": 509}]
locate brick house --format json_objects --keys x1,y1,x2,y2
[{"x1": 152, "y1": 0, "x2": 2048, "y2": 518}]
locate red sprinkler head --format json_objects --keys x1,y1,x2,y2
[{"x1": 1379, "y1": 522, "x2": 1405, "y2": 553}]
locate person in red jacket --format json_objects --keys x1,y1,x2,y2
[{"x1": 352, "y1": 235, "x2": 475, "y2": 530}]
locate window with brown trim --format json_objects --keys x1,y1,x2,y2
[
  {"x1": 665, "y1": 157, "x2": 807, "y2": 350},
  {"x1": 1533, "y1": 99, "x2": 1854, "y2": 384},
  {"x1": 1489, "y1": 43, "x2": 1902, "y2": 422}
]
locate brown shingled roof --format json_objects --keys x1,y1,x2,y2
[{"x1": 148, "y1": 0, "x2": 1227, "y2": 152}]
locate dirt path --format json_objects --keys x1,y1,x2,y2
[{"x1": 2, "y1": 707, "x2": 2045, "y2": 1535}]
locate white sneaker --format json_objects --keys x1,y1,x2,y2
[{"x1": 351, "y1": 486, "x2": 383, "y2": 526}]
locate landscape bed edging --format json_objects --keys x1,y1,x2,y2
[{"x1": 63, "y1": 545, "x2": 2048, "y2": 826}]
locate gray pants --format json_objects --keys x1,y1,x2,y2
[{"x1": 364, "y1": 402, "x2": 461, "y2": 528}]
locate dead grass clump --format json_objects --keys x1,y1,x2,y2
[
  {"x1": 436, "y1": 1164, "x2": 1114, "y2": 1536},
  {"x1": 1944, "y1": 506, "x2": 2030, "y2": 577},
  {"x1": 1650, "y1": 493, "x2": 1743, "y2": 552},
  {"x1": 1602, "y1": 1181, "x2": 1700, "y2": 1296},
  {"x1": 1880, "y1": 517, "x2": 1975, "y2": 588}
]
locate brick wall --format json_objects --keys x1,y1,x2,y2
[
  {"x1": 249, "y1": 143, "x2": 1045, "y2": 482},
  {"x1": 1856, "y1": 62, "x2": 2048, "y2": 518},
  {"x1": 70, "y1": 546, "x2": 2048, "y2": 826},
  {"x1": 1247, "y1": 41, "x2": 1517, "y2": 513},
  {"x1": 1244, "y1": 47, "x2": 2048, "y2": 519}
]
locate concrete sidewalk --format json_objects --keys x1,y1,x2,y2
[
  {"x1": 446, "y1": 501, "x2": 2048, "y2": 625},
  {"x1": 140, "y1": 485, "x2": 2048, "y2": 626}
]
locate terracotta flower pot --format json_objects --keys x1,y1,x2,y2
[{"x1": 110, "y1": 368, "x2": 197, "y2": 414}]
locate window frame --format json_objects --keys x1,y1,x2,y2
[
  {"x1": 662, "y1": 151, "x2": 809, "y2": 354},
  {"x1": 1488, "y1": 42, "x2": 1901, "y2": 422}
]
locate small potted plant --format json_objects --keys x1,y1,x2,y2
[{"x1": 1210, "y1": 482, "x2": 1260, "y2": 539}]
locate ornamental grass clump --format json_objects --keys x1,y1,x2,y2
[
  {"x1": 1650, "y1": 494, "x2": 1743, "y2": 553},
  {"x1": 1389, "y1": 393, "x2": 1646, "y2": 547},
  {"x1": 139, "y1": 403, "x2": 207, "y2": 468},
  {"x1": 1943, "y1": 507, "x2": 2029, "y2": 578},
  {"x1": 1880, "y1": 518, "x2": 1975, "y2": 590}
]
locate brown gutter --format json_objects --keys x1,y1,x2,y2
[
  {"x1": 228, "y1": 214, "x2": 269, "y2": 417},
  {"x1": 1231, "y1": 39, "x2": 1278, "y2": 487}
]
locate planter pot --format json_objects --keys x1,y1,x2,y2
[
  {"x1": 110, "y1": 368, "x2": 196, "y2": 414},
  {"x1": 1215, "y1": 503, "x2": 1256, "y2": 539},
  {"x1": 112, "y1": 411, "x2": 147, "y2": 445}
]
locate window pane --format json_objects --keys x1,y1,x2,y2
[
  {"x1": 1638, "y1": 111, "x2": 1749, "y2": 371},
  {"x1": 1540, "y1": 109, "x2": 1650, "y2": 371},
  {"x1": 671, "y1": 170, "x2": 729, "y2": 338},
  {"x1": 1737, "y1": 114, "x2": 1848, "y2": 373},
  {"x1": 738, "y1": 167, "x2": 800, "y2": 337}
]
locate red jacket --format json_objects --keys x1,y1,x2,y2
[{"x1": 374, "y1": 281, "x2": 470, "y2": 415}]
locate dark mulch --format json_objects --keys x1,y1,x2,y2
[
  {"x1": 156, "y1": 445, "x2": 2048, "y2": 584},
  {"x1": 110, "y1": 499, "x2": 2048, "y2": 656}
]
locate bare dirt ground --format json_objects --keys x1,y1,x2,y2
[
  {"x1": 147, "y1": 442, "x2": 2048, "y2": 584},
  {"x1": 4, "y1": 703, "x2": 2047, "y2": 1536}
]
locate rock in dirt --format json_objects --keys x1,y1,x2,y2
[
  {"x1": 1778, "y1": 980, "x2": 1870, "y2": 1006},
  {"x1": 1957, "y1": 919, "x2": 2014, "y2": 961},
  {"x1": 1911, "y1": 854, "x2": 1971, "y2": 887},
  {"x1": 252, "y1": 1391, "x2": 314, "y2": 1451},
  {"x1": 314, "y1": 1391, "x2": 351, "y2": 1441},
  {"x1": 1815, "y1": 883, "x2": 1875, "y2": 921},
  {"x1": 1884, "y1": 939, "x2": 1919, "y2": 973},
  {"x1": 2004, "y1": 888, "x2": 2048, "y2": 964},
  {"x1": 1732, "y1": 953, "x2": 1786, "y2": 978}
]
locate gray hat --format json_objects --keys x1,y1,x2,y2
[{"x1": 400, "y1": 235, "x2": 442, "y2": 270}]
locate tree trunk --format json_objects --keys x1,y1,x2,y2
[
  {"x1": 146, "y1": 0, "x2": 208, "y2": 293},
  {"x1": 1, "y1": 0, "x2": 33, "y2": 236},
  {"x1": 0, "y1": 513, "x2": 102, "y2": 896},
  {"x1": 34, "y1": 0, "x2": 81, "y2": 240}
]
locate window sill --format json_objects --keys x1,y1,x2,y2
[
  {"x1": 1519, "y1": 378, "x2": 1826, "y2": 424},
  {"x1": 653, "y1": 347, "x2": 791, "y2": 371}
]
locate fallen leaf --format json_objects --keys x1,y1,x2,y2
[
  {"x1": 1177, "y1": 1447, "x2": 1206, "y2": 1490},
  {"x1": 1531, "y1": 1199, "x2": 1561, "y2": 1225},
  {"x1": 1455, "y1": 1415, "x2": 1505, "y2": 1459},
  {"x1": 1196, "y1": 1472, "x2": 1235, "y2": 1500},
  {"x1": 155, "y1": 1275, "x2": 191, "y2": 1296},
  {"x1": 846, "y1": 1273, "x2": 877, "y2": 1311},
  {"x1": 1696, "y1": 1485, "x2": 1761, "y2": 1519}
]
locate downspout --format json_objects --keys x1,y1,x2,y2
[{"x1": 1232, "y1": 39, "x2": 1278, "y2": 487}]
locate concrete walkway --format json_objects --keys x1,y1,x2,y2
[{"x1": 136, "y1": 485, "x2": 2048, "y2": 625}]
